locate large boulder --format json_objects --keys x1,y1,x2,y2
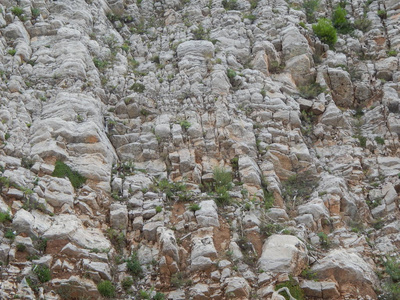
[
  {"x1": 311, "y1": 249, "x2": 378, "y2": 296},
  {"x1": 258, "y1": 235, "x2": 308, "y2": 275}
]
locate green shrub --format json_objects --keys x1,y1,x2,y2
[
  {"x1": 387, "y1": 50, "x2": 398, "y2": 57},
  {"x1": 52, "y1": 160, "x2": 86, "y2": 189},
  {"x1": 179, "y1": 120, "x2": 191, "y2": 130},
  {"x1": 302, "y1": 0, "x2": 320, "y2": 23},
  {"x1": 357, "y1": 135, "x2": 367, "y2": 148},
  {"x1": 212, "y1": 167, "x2": 233, "y2": 206},
  {"x1": 385, "y1": 256, "x2": 400, "y2": 282},
  {"x1": 122, "y1": 276, "x2": 133, "y2": 291},
  {"x1": 275, "y1": 276, "x2": 305, "y2": 300},
  {"x1": 31, "y1": 8, "x2": 40, "y2": 18},
  {"x1": 375, "y1": 136, "x2": 385, "y2": 145},
  {"x1": 131, "y1": 82, "x2": 146, "y2": 93},
  {"x1": 301, "y1": 266, "x2": 317, "y2": 280},
  {"x1": 312, "y1": 18, "x2": 337, "y2": 48},
  {"x1": 17, "y1": 244, "x2": 26, "y2": 252},
  {"x1": 155, "y1": 206, "x2": 162, "y2": 213},
  {"x1": 0, "y1": 211, "x2": 12, "y2": 223},
  {"x1": 97, "y1": 280, "x2": 115, "y2": 298},
  {"x1": 11, "y1": 6, "x2": 23, "y2": 17},
  {"x1": 171, "y1": 272, "x2": 191, "y2": 288},
  {"x1": 106, "y1": 229, "x2": 125, "y2": 251},
  {"x1": 189, "y1": 203, "x2": 201, "y2": 212},
  {"x1": 33, "y1": 265, "x2": 51, "y2": 283},
  {"x1": 378, "y1": 10, "x2": 387, "y2": 19},
  {"x1": 299, "y1": 82, "x2": 325, "y2": 99},
  {"x1": 227, "y1": 69, "x2": 237, "y2": 80},
  {"x1": 5, "y1": 229, "x2": 15, "y2": 240},
  {"x1": 243, "y1": 14, "x2": 256, "y2": 23},
  {"x1": 332, "y1": 6, "x2": 352, "y2": 34},
  {"x1": 354, "y1": 17, "x2": 372, "y2": 32},
  {"x1": 8, "y1": 49, "x2": 16, "y2": 56},
  {"x1": 93, "y1": 58, "x2": 108, "y2": 70},
  {"x1": 126, "y1": 252, "x2": 143, "y2": 278},
  {"x1": 222, "y1": 0, "x2": 239, "y2": 10},
  {"x1": 154, "y1": 292, "x2": 165, "y2": 300},
  {"x1": 154, "y1": 179, "x2": 190, "y2": 201},
  {"x1": 317, "y1": 232, "x2": 330, "y2": 249},
  {"x1": 192, "y1": 25, "x2": 209, "y2": 40},
  {"x1": 250, "y1": 0, "x2": 259, "y2": 9}
]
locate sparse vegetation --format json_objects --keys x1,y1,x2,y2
[
  {"x1": 299, "y1": 83, "x2": 325, "y2": 99},
  {"x1": 52, "y1": 160, "x2": 86, "y2": 189},
  {"x1": 275, "y1": 275, "x2": 305, "y2": 300},
  {"x1": 179, "y1": 120, "x2": 191, "y2": 130},
  {"x1": 122, "y1": 277, "x2": 133, "y2": 291},
  {"x1": 0, "y1": 210, "x2": 12, "y2": 223},
  {"x1": 11, "y1": 6, "x2": 24, "y2": 17},
  {"x1": 312, "y1": 18, "x2": 337, "y2": 48},
  {"x1": 131, "y1": 82, "x2": 146, "y2": 93},
  {"x1": 332, "y1": 6, "x2": 352, "y2": 34},
  {"x1": 354, "y1": 16, "x2": 372, "y2": 32},
  {"x1": 212, "y1": 167, "x2": 233, "y2": 207},
  {"x1": 317, "y1": 232, "x2": 330, "y2": 249},
  {"x1": 126, "y1": 252, "x2": 143, "y2": 278},
  {"x1": 33, "y1": 265, "x2": 51, "y2": 283},
  {"x1": 97, "y1": 280, "x2": 116, "y2": 298},
  {"x1": 222, "y1": 0, "x2": 239, "y2": 10},
  {"x1": 302, "y1": 0, "x2": 320, "y2": 23},
  {"x1": 189, "y1": 203, "x2": 201, "y2": 212}
]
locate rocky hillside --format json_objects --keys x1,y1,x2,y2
[{"x1": 0, "y1": 0, "x2": 399, "y2": 299}]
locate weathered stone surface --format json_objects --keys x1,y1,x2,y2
[
  {"x1": 195, "y1": 200, "x2": 219, "y2": 227},
  {"x1": 258, "y1": 235, "x2": 308, "y2": 276}
]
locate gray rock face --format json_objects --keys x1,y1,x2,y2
[
  {"x1": 311, "y1": 249, "x2": 379, "y2": 293},
  {"x1": 195, "y1": 200, "x2": 220, "y2": 227},
  {"x1": 258, "y1": 235, "x2": 308, "y2": 276}
]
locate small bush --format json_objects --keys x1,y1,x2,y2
[
  {"x1": 189, "y1": 203, "x2": 201, "y2": 212},
  {"x1": 354, "y1": 17, "x2": 372, "y2": 32},
  {"x1": 8, "y1": 49, "x2": 16, "y2": 56},
  {"x1": 126, "y1": 252, "x2": 143, "y2": 278},
  {"x1": 299, "y1": 83, "x2": 325, "y2": 99},
  {"x1": 227, "y1": 69, "x2": 237, "y2": 80},
  {"x1": 312, "y1": 18, "x2": 337, "y2": 48},
  {"x1": 378, "y1": 10, "x2": 387, "y2": 19},
  {"x1": 317, "y1": 232, "x2": 330, "y2": 249},
  {"x1": 31, "y1": 8, "x2": 40, "y2": 18},
  {"x1": 171, "y1": 272, "x2": 190, "y2": 288},
  {"x1": 122, "y1": 276, "x2": 133, "y2": 291},
  {"x1": 52, "y1": 160, "x2": 86, "y2": 189},
  {"x1": 11, "y1": 6, "x2": 23, "y2": 17},
  {"x1": 222, "y1": 0, "x2": 239, "y2": 10},
  {"x1": 131, "y1": 82, "x2": 146, "y2": 93},
  {"x1": 93, "y1": 58, "x2": 108, "y2": 70},
  {"x1": 0, "y1": 211, "x2": 12, "y2": 223},
  {"x1": 155, "y1": 206, "x2": 162, "y2": 213},
  {"x1": 179, "y1": 120, "x2": 191, "y2": 130},
  {"x1": 357, "y1": 135, "x2": 367, "y2": 148},
  {"x1": 97, "y1": 280, "x2": 115, "y2": 298},
  {"x1": 5, "y1": 229, "x2": 15, "y2": 240},
  {"x1": 192, "y1": 25, "x2": 209, "y2": 40},
  {"x1": 375, "y1": 136, "x2": 385, "y2": 145},
  {"x1": 385, "y1": 256, "x2": 400, "y2": 282},
  {"x1": 17, "y1": 244, "x2": 26, "y2": 252},
  {"x1": 154, "y1": 292, "x2": 165, "y2": 300},
  {"x1": 387, "y1": 50, "x2": 398, "y2": 57},
  {"x1": 33, "y1": 265, "x2": 51, "y2": 283},
  {"x1": 302, "y1": 0, "x2": 320, "y2": 23},
  {"x1": 332, "y1": 6, "x2": 352, "y2": 34},
  {"x1": 275, "y1": 276, "x2": 305, "y2": 300}
]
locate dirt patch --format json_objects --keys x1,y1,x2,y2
[
  {"x1": 213, "y1": 216, "x2": 231, "y2": 253},
  {"x1": 46, "y1": 239, "x2": 70, "y2": 255},
  {"x1": 246, "y1": 231, "x2": 263, "y2": 258},
  {"x1": 170, "y1": 202, "x2": 186, "y2": 225},
  {"x1": 14, "y1": 250, "x2": 28, "y2": 262}
]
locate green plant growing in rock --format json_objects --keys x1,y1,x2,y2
[
  {"x1": 222, "y1": 0, "x2": 239, "y2": 10},
  {"x1": 377, "y1": 9, "x2": 387, "y2": 19},
  {"x1": 5, "y1": 229, "x2": 15, "y2": 240},
  {"x1": 0, "y1": 210, "x2": 12, "y2": 223},
  {"x1": 301, "y1": 266, "x2": 317, "y2": 280},
  {"x1": 317, "y1": 232, "x2": 330, "y2": 249},
  {"x1": 126, "y1": 252, "x2": 143, "y2": 278},
  {"x1": 387, "y1": 50, "x2": 398, "y2": 57},
  {"x1": 260, "y1": 222, "x2": 284, "y2": 238},
  {"x1": 16, "y1": 244, "x2": 26, "y2": 252},
  {"x1": 212, "y1": 167, "x2": 233, "y2": 207},
  {"x1": 302, "y1": 0, "x2": 320, "y2": 23},
  {"x1": 31, "y1": 8, "x2": 40, "y2": 18},
  {"x1": 8, "y1": 49, "x2": 16, "y2": 56},
  {"x1": 192, "y1": 25, "x2": 209, "y2": 40},
  {"x1": 275, "y1": 275, "x2": 305, "y2": 300},
  {"x1": 97, "y1": 280, "x2": 116, "y2": 298},
  {"x1": 106, "y1": 228, "x2": 125, "y2": 252},
  {"x1": 269, "y1": 61, "x2": 285, "y2": 73},
  {"x1": 282, "y1": 171, "x2": 318, "y2": 204},
  {"x1": 131, "y1": 82, "x2": 146, "y2": 93},
  {"x1": 354, "y1": 16, "x2": 372, "y2": 32},
  {"x1": 122, "y1": 276, "x2": 134, "y2": 291},
  {"x1": 93, "y1": 58, "x2": 108, "y2": 70},
  {"x1": 375, "y1": 136, "x2": 385, "y2": 145},
  {"x1": 299, "y1": 82, "x2": 325, "y2": 99},
  {"x1": 11, "y1": 6, "x2": 23, "y2": 17},
  {"x1": 33, "y1": 265, "x2": 51, "y2": 283},
  {"x1": 312, "y1": 18, "x2": 337, "y2": 48},
  {"x1": 332, "y1": 5, "x2": 352, "y2": 34},
  {"x1": 171, "y1": 272, "x2": 191, "y2": 288},
  {"x1": 154, "y1": 179, "x2": 190, "y2": 201},
  {"x1": 179, "y1": 120, "x2": 191, "y2": 130},
  {"x1": 52, "y1": 160, "x2": 86, "y2": 189},
  {"x1": 189, "y1": 203, "x2": 201, "y2": 212}
]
